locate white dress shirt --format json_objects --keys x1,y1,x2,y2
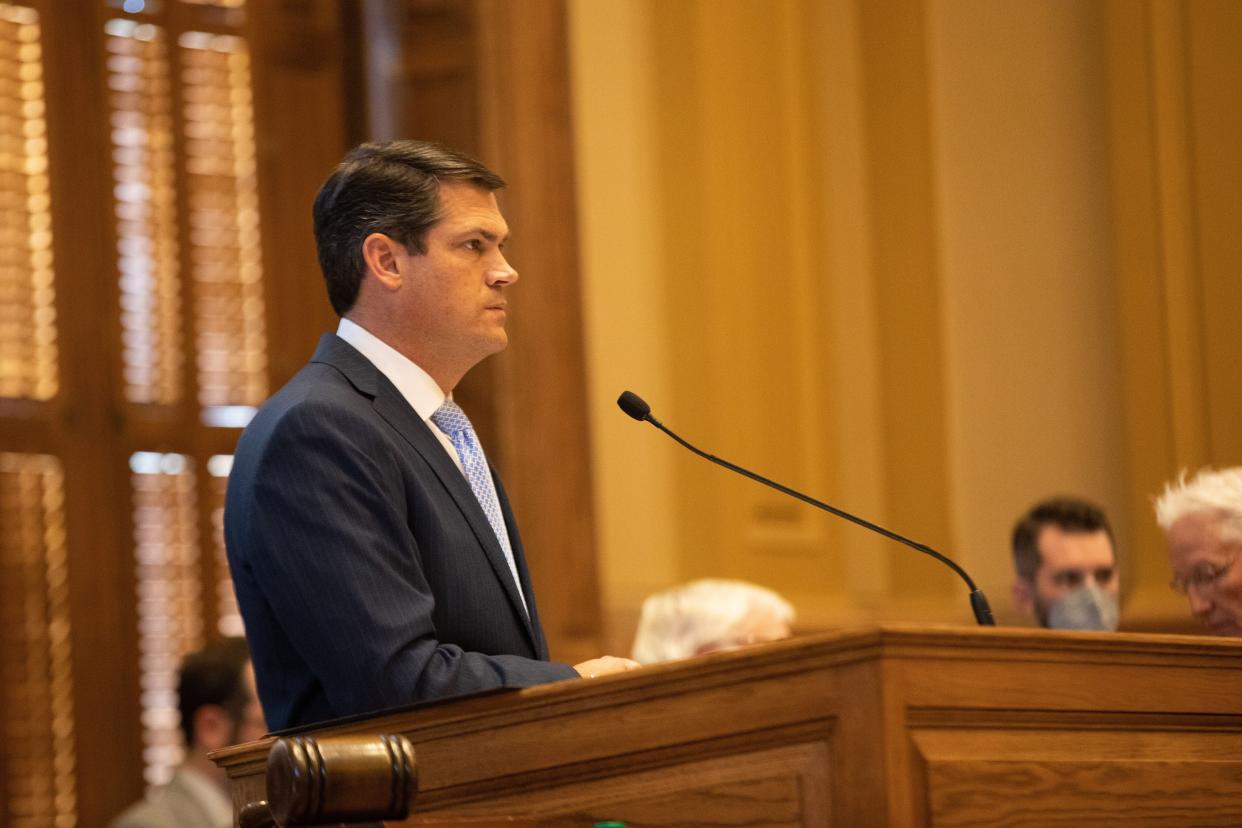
[
  {"x1": 337, "y1": 317, "x2": 462, "y2": 473},
  {"x1": 335, "y1": 319, "x2": 520, "y2": 583}
]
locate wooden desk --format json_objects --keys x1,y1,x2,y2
[{"x1": 216, "y1": 625, "x2": 1242, "y2": 826}]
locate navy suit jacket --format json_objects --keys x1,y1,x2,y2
[{"x1": 225, "y1": 334, "x2": 577, "y2": 730}]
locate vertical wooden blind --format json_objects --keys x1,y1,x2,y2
[
  {"x1": 0, "y1": 4, "x2": 56, "y2": 402},
  {"x1": 0, "y1": 6, "x2": 74, "y2": 827},
  {"x1": 104, "y1": 0, "x2": 261, "y2": 791},
  {"x1": 0, "y1": 0, "x2": 287, "y2": 821},
  {"x1": 181, "y1": 30, "x2": 267, "y2": 421},
  {"x1": 0, "y1": 453, "x2": 76, "y2": 828},
  {"x1": 107, "y1": 18, "x2": 183, "y2": 406},
  {"x1": 0, "y1": 0, "x2": 351, "y2": 821},
  {"x1": 129, "y1": 451, "x2": 203, "y2": 787}
]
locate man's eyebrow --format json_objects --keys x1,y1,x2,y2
[{"x1": 459, "y1": 226, "x2": 511, "y2": 244}]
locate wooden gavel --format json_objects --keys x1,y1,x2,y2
[{"x1": 238, "y1": 733, "x2": 416, "y2": 828}]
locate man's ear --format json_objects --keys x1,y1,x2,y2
[
  {"x1": 360, "y1": 233, "x2": 406, "y2": 291},
  {"x1": 191, "y1": 703, "x2": 232, "y2": 752},
  {"x1": 1012, "y1": 578, "x2": 1035, "y2": 618}
]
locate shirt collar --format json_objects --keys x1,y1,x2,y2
[{"x1": 336, "y1": 317, "x2": 448, "y2": 420}]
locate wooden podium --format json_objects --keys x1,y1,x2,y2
[{"x1": 215, "y1": 625, "x2": 1242, "y2": 826}]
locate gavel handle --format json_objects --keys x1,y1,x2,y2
[
  {"x1": 236, "y1": 733, "x2": 416, "y2": 827},
  {"x1": 238, "y1": 800, "x2": 275, "y2": 828}
]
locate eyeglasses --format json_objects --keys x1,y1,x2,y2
[{"x1": 1169, "y1": 554, "x2": 1239, "y2": 595}]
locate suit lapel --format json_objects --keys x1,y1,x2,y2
[
  {"x1": 374, "y1": 388, "x2": 540, "y2": 649},
  {"x1": 492, "y1": 470, "x2": 550, "y2": 659},
  {"x1": 312, "y1": 335, "x2": 539, "y2": 650}
]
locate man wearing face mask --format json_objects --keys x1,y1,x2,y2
[{"x1": 1010, "y1": 497, "x2": 1121, "y2": 631}]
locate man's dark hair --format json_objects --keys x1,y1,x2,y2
[
  {"x1": 312, "y1": 140, "x2": 506, "y2": 315},
  {"x1": 1011, "y1": 496, "x2": 1115, "y2": 582},
  {"x1": 177, "y1": 636, "x2": 251, "y2": 748}
]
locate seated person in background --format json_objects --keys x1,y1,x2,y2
[
  {"x1": 1011, "y1": 496, "x2": 1120, "y2": 631},
  {"x1": 1156, "y1": 467, "x2": 1242, "y2": 637},
  {"x1": 631, "y1": 578, "x2": 795, "y2": 664},
  {"x1": 110, "y1": 637, "x2": 266, "y2": 828}
]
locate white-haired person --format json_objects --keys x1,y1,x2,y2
[
  {"x1": 1155, "y1": 467, "x2": 1242, "y2": 636},
  {"x1": 631, "y1": 579, "x2": 795, "y2": 664}
]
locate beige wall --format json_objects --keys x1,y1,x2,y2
[
  {"x1": 568, "y1": 0, "x2": 1241, "y2": 652},
  {"x1": 926, "y1": 0, "x2": 1127, "y2": 621}
]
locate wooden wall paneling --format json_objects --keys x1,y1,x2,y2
[
  {"x1": 812, "y1": 0, "x2": 894, "y2": 619},
  {"x1": 645, "y1": 0, "x2": 717, "y2": 587},
  {"x1": 1103, "y1": 1, "x2": 1183, "y2": 624},
  {"x1": 362, "y1": 0, "x2": 480, "y2": 152},
  {"x1": 38, "y1": 3, "x2": 142, "y2": 824},
  {"x1": 856, "y1": 0, "x2": 955, "y2": 603},
  {"x1": 659, "y1": 1, "x2": 840, "y2": 603},
  {"x1": 1100, "y1": 0, "x2": 1240, "y2": 630},
  {"x1": 354, "y1": 0, "x2": 502, "y2": 452},
  {"x1": 921, "y1": 0, "x2": 1129, "y2": 621},
  {"x1": 474, "y1": 0, "x2": 602, "y2": 663},
  {"x1": 1186, "y1": 0, "x2": 1242, "y2": 467},
  {"x1": 246, "y1": 0, "x2": 347, "y2": 389},
  {"x1": 0, "y1": 407, "x2": 54, "y2": 454},
  {"x1": 1147, "y1": 0, "x2": 1209, "y2": 471}
]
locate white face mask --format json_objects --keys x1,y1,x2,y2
[{"x1": 1045, "y1": 582, "x2": 1120, "y2": 631}]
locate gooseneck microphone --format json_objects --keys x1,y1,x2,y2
[{"x1": 617, "y1": 390, "x2": 995, "y2": 626}]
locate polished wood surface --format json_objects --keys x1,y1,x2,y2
[{"x1": 215, "y1": 626, "x2": 1242, "y2": 827}]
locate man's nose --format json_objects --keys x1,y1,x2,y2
[
  {"x1": 488, "y1": 255, "x2": 518, "y2": 285},
  {"x1": 1187, "y1": 586, "x2": 1213, "y2": 618}
]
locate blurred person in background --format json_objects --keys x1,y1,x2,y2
[
  {"x1": 1156, "y1": 467, "x2": 1242, "y2": 637},
  {"x1": 110, "y1": 637, "x2": 266, "y2": 828},
  {"x1": 631, "y1": 578, "x2": 795, "y2": 664},
  {"x1": 1011, "y1": 496, "x2": 1120, "y2": 631}
]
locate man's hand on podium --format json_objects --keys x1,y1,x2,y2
[{"x1": 573, "y1": 656, "x2": 641, "y2": 679}]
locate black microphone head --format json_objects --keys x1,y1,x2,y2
[{"x1": 617, "y1": 391, "x2": 651, "y2": 421}]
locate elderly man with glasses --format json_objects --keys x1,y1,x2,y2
[{"x1": 1157, "y1": 467, "x2": 1242, "y2": 637}]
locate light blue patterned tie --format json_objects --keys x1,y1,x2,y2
[{"x1": 430, "y1": 400, "x2": 528, "y2": 615}]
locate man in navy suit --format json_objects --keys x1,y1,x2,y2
[{"x1": 225, "y1": 141, "x2": 637, "y2": 731}]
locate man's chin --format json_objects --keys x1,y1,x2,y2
[
  {"x1": 1205, "y1": 620, "x2": 1242, "y2": 637},
  {"x1": 471, "y1": 331, "x2": 508, "y2": 359}
]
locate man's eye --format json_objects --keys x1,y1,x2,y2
[
  {"x1": 1055, "y1": 571, "x2": 1084, "y2": 588},
  {"x1": 1095, "y1": 567, "x2": 1115, "y2": 583},
  {"x1": 1194, "y1": 566, "x2": 1223, "y2": 585},
  {"x1": 464, "y1": 239, "x2": 482, "y2": 251}
]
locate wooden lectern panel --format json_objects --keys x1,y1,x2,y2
[
  {"x1": 215, "y1": 626, "x2": 1242, "y2": 827},
  {"x1": 910, "y1": 727, "x2": 1242, "y2": 827},
  {"x1": 407, "y1": 740, "x2": 831, "y2": 827}
]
